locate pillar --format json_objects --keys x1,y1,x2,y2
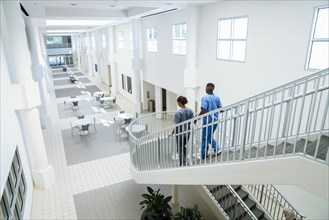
[
  {"x1": 172, "y1": 185, "x2": 179, "y2": 214},
  {"x1": 108, "y1": 26, "x2": 118, "y2": 95},
  {"x1": 2, "y1": 0, "x2": 55, "y2": 190},
  {"x1": 25, "y1": 18, "x2": 51, "y2": 128},
  {"x1": 131, "y1": 19, "x2": 143, "y2": 113}
]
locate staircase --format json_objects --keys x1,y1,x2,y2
[
  {"x1": 127, "y1": 68, "x2": 329, "y2": 219},
  {"x1": 207, "y1": 185, "x2": 269, "y2": 220}
]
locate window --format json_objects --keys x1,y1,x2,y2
[
  {"x1": 172, "y1": 23, "x2": 187, "y2": 55},
  {"x1": 102, "y1": 34, "x2": 106, "y2": 48},
  {"x1": 0, "y1": 147, "x2": 26, "y2": 220},
  {"x1": 306, "y1": 6, "x2": 329, "y2": 70},
  {"x1": 217, "y1": 16, "x2": 248, "y2": 62},
  {"x1": 122, "y1": 74, "x2": 126, "y2": 90},
  {"x1": 147, "y1": 27, "x2": 158, "y2": 52},
  {"x1": 130, "y1": 30, "x2": 133, "y2": 50},
  {"x1": 91, "y1": 36, "x2": 95, "y2": 48},
  {"x1": 46, "y1": 36, "x2": 63, "y2": 45},
  {"x1": 118, "y1": 31, "x2": 124, "y2": 49},
  {"x1": 127, "y1": 76, "x2": 132, "y2": 94}
]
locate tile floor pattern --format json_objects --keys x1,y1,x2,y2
[
  {"x1": 31, "y1": 67, "x2": 216, "y2": 220},
  {"x1": 57, "y1": 99, "x2": 122, "y2": 119},
  {"x1": 52, "y1": 72, "x2": 84, "y2": 78},
  {"x1": 53, "y1": 77, "x2": 91, "y2": 86},
  {"x1": 54, "y1": 85, "x2": 102, "y2": 98},
  {"x1": 62, "y1": 124, "x2": 129, "y2": 166}
]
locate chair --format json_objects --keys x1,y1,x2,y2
[
  {"x1": 119, "y1": 110, "x2": 125, "y2": 114},
  {"x1": 79, "y1": 124, "x2": 89, "y2": 135},
  {"x1": 112, "y1": 97, "x2": 117, "y2": 106},
  {"x1": 70, "y1": 121, "x2": 79, "y2": 136},
  {"x1": 124, "y1": 118, "x2": 132, "y2": 125},
  {"x1": 72, "y1": 101, "x2": 79, "y2": 110},
  {"x1": 77, "y1": 115, "x2": 84, "y2": 119},
  {"x1": 64, "y1": 100, "x2": 72, "y2": 111}
]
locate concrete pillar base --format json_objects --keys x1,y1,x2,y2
[{"x1": 32, "y1": 165, "x2": 55, "y2": 190}]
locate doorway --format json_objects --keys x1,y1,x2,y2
[{"x1": 162, "y1": 88, "x2": 167, "y2": 111}]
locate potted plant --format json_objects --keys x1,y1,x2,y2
[
  {"x1": 139, "y1": 186, "x2": 172, "y2": 220},
  {"x1": 172, "y1": 205, "x2": 203, "y2": 220}
]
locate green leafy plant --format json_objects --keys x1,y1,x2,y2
[
  {"x1": 172, "y1": 205, "x2": 203, "y2": 220},
  {"x1": 140, "y1": 187, "x2": 172, "y2": 219}
]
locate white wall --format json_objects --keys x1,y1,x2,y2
[
  {"x1": 197, "y1": 1, "x2": 327, "y2": 107},
  {"x1": 141, "y1": 10, "x2": 187, "y2": 95},
  {"x1": 0, "y1": 35, "x2": 34, "y2": 220},
  {"x1": 115, "y1": 22, "x2": 135, "y2": 102}
]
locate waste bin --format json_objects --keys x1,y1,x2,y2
[{"x1": 148, "y1": 100, "x2": 155, "y2": 112}]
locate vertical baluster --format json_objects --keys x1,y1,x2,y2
[
  {"x1": 293, "y1": 79, "x2": 309, "y2": 154},
  {"x1": 274, "y1": 88, "x2": 286, "y2": 155},
  {"x1": 304, "y1": 74, "x2": 321, "y2": 152}
]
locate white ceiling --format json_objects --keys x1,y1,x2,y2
[{"x1": 20, "y1": 0, "x2": 220, "y2": 35}]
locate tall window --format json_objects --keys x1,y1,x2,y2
[
  {"x1": 147, "y1": 27, "x2": 158, "y2": 52},
  {"x1": 102, "y1": 34, "x2": 106, "y2": 48},
  {"x1": 306, "y1": 6, "x2": 329, "y2": 70},
  {"x1": 118, "y1": 31, "x2": 124, "y2": 49},
  {"x1": 217, "y1": 16, "x2": 248, "y2": 62},
  {"x1": 172, "y1": 23, "x2": 187, "y2": 55}
]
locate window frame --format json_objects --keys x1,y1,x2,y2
[
  {"x1": 172, "y1": 23, "x2": 187, "y2": 55},
  {"x1": 305, "y1": 5, "x2": 329, "y2": 71},
  {"x1": 216, "y1": 16, "x2": 249, "y2": 63},
  {"x1": 147, "y1": 27, "x2": 158, "y2": 52},
  {"x1": 117, "y1": 31, "x2": 124, "y2": 49}
]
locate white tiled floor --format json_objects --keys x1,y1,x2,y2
[{"x1": 31, "y1": 68, "x2": 135, "y2": 219}]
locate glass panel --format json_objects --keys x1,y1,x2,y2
[
  {"x1": 181, "y1": 40, "x2": 187, "y2": 55},
  {"x1": 153, "y1": 28, "x2": 157, "y2": 39},
  {"x1": 147, "y1": 28, "x2": 151, "y2": 40},
  {"x1": 19, "y1": 172, "x2": 26, "y2": 196},
  {"x1": 217, "y1": 40, "x2": 230, "y2": 59},
  {"x1": 0, "y1": 197, "x2": 9, "y2": 220},
  {"x1": 173, "y1": 40, "x2": 180, "y2": 54},
  {"x1": 232, "y1": 40, "x2": 246, "y2": 61},
  {"x1": 309, "y1": 41, "x2": 329, "y2": 69},
  {"x1": 127, "y1": 76, "x2": 132, "y2": 94},
  {"x1": 181, "y1": 24, "x2": 187, "y2": 39},
  {"x1": 121, "y1": 74, "x2": 125, "y2": 90},
  {"x1": 10, "y1": 165, "x2": 17, "y2": 187},
  {"x1": 314, "y1": 7, "x2": 329, "y2": 38},
  {"x1": 219, "y1": 19, "x2": 232, "y2": 39},
  {"x1": 173, "y1": 25, "x2": 180, "y2": 39},
  {"x1": 5, "y1": 179, "x2": 13, "y2": 207},
  {"x1": 233, "y1": 17, "x2": 248, "y2": 39}
]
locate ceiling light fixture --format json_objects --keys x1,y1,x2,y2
[{"x1": 70, "y1": 3, "x2": 77, "y2": 6}]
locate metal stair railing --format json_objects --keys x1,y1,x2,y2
[
  {"x1": 245, "y1": 185, "x2": 306, "y2": 220},
  {"x1": 204, "y1": 185, "x2": 258, "y2": 220},
  {"x1": 128, "y1": 68, "x2": 329, "y2": 171}
]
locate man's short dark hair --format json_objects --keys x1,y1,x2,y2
[{"x1": 206, "y1": 83, "x2": 215, "y2": 88}]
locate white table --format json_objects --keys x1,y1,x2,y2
[
  {"x1": 117, "y1": 113, "x2": 134, "y2": 120},
  {"x1": 100, "y1": 96, "x2": 114, "y2": 101},
  {"x1": 67, "y1": 97, "x2": 80, "y2": 103},
  {"x1": 93, "y1": 91, "x2": 105, "y2": 98},
  {"x1": 71, "y1": 118, "x2": 94, "y2": 127}
]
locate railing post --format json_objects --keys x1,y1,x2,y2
[
  {"x1": 259, "y1": 185, "x2": 264, "y2": 204},
  {"x1": 240, "y1": 100, "x2": 250, "y2": 160}
]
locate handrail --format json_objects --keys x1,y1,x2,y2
[
  {"x1": 128, "y1": 68, "x2": 329, "y2": 171},
  {"x1": 205, "y1": 185, "x2": 258, "y2": 220},
  {"x1": 245, "y1": 185, "x2": 306, "y2": 220}
]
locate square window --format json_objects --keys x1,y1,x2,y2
[
  {"x1": 172, "y1": 24, "x2": 187, "y2": 55},
  {"x1": 217, "y1": 16, "x2": 248, "y2": 62}
]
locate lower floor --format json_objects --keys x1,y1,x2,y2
[{"x1": 30, "y1": 66, "x2": 217, "y2": 219}]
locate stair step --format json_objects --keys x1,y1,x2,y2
[
  {"x1": 251, "y1": 206, "x2": 265, "y2": 219},
  {"x1": 307, "y1": 135, "x2": 329, "y2": 160},
  {"x1": 244, "y1": 198, "x2": 256, "y2": 210},
  {"x1": 236, "y1": 189, "x2": 248, "y2": 200}
]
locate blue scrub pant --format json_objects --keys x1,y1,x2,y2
[{"x1": 201, "y1": 123, "x2": 219, "y2": 159}]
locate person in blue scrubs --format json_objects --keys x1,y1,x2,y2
[{"x1": 197, "y1": 83, "x2": 222, "y2": 159}]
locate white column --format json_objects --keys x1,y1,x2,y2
[
  {"x1": 155, "y1": 86, "x2": 162, "y2": 118},
  {"x1": 131, "y1": 19, "x2": 143, "y2": 113},
  {"x1": 108, "y1": 26, "x2": 118, "y2": 95},
  {"x1": 184, "y1": 5, "x2": 200, "y2": 113},
  {"x1": 172, "y1": 185, "x2": 179, "y2": 215},
  {"x1": 2, "y1": 1, "x2": 55, "y2": 190},
  {"x1": 25, "y1": 18, "x2": 51, "y2": 128},
  {"x1": 87, "y1": 32, "x2": 93, "y2": 78}
]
